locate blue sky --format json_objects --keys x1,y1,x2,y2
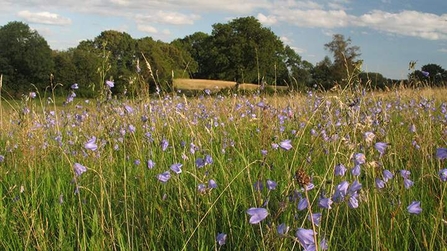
[{"x1": 1, "y1": 0, "x2": 447, "y2": 79}]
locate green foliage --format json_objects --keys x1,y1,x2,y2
[
  {"x1": 358, "y1": 72, "x2": 388, "y2": 90},
  {"x1": 0, "y1": 21, "x2": 54, "y2": 97}
]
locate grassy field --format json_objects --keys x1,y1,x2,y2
[
  {"x1": 173, "y1": 78, "x2": 289, "y2": 92},
  {"x1": 0, "y1": 86, "x2": 447, "y2": 250}
]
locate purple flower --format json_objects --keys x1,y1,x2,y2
[
  {"x1": 436, "y1": 148, "x2": 447, "y2": 160},
  {"x1": 147, "y1": 159, "x2": 155, "y2": 169},
  {"x1": 161, "y1": 139, "x2": 169, "y2": 151},
  {"x1": 105, "y1": 80, "x2": 114, "y2": 88},
  {"x1": 334, "y1": 164, "x2": 347, "y2": 176},
  {"x1": 348, "y1": 193, "x2": 359, "y2": 208},
  {"x1": 261, "y1": 149, "x2": 268, "y2": 156},
  {"x1": 134, "y1": 159, "x2": 140, "y2": 166},
  {"x1": 195, "y1": 158, "x2": 205, "y2": 168},
  {"x1": 439, "y1": 169, "x2": 447, "y2": 182},
  {"x1": 349, "y1": 180, "x2": 362, "y2": 194},
  {"x1": 157, "y1": 171, "x2": 171, "y2": 183},
  {"x1": 404, "y1": 178, "x2": 414, "y2": 189},
  {"x1": 407, "y1": 201, "x2": 422, "y2": 214},
  {"x1": 400, "y1": 170, "x2": 411, "y2": 179},
  {"x1": 421, "y1": 71, "x2": 429, "y2": 77},
  {"x1": 364, "y1": 131, "x2": 375, "y2": 143},
  {"x1": 246, "y1": 207, "x2": 268, "y2": 224},
  {"x1": 295, "y1": 228, "x2": 316, "y2": 251},
  {"x1": 383, "y1": 170, "x2": 394, "y2": 182},
  {"x1": 71, "y1": 83, "x2": 79, "y2": 90},
  {"x1": 351, "y1": 164, "x2": 361, "y2": 176},
  {"x1": 198, "y1": 184, "x2": 206, "y2": 193},
  {"x1": 318, "y1": 197, "x2": 333, "y2": 209},
  {"x1": 29, "y1": 92, "x2": 37, "y2": 99},
  {"x1": 208, "y1": 179, "x2": 217, "y2": 188},
  {"x1": 279, "y1": 139, "x2": 292, "y2": 150},
  {"x1": 271, "y1": 143, "x2": 279, "y2": 150},
  {"x1": 0, "y1": 155, "x2": 4, "y2": 163},
  {"x1": 170, "y1": 163, "x2": 182, "y2": 174},
  {"x1": 205, "y1": 155, "x2": 213, "y2": 165},
  {"x1": 375, "y1": 178, "x2": 385, "y2": 189},
  {"x1": 84, "y1": 136, "x2": 98, "y2": 151},
  {"x1": 216, "y1": 233, "x2": 227, "y2": 246},
  {"x1": 374, "y1": 142, "x2": 388, "y2": 155},
  {"x1": 353, "y1": 153, "x2": 366, "y2": 165},
  {"x1": 266, "y1": 180, "x2": 277, "y2": 190},
  {"x1": 308, "y1": 212, "x2": 322, "y2": 226},
  {"x1": 73, "y1": 163, "x2": 87, "y2": 177},
  {"x1": 333, "y1": 181, "x2": 349, "y2": 202},
  {"x1": 277, "y1": 223, "x2": 289, "y2": 236},
  {"x1": 297, "y1": 197, "x2": 308, "y2": 211}
]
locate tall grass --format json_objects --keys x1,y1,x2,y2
[{"x1": 0, "y1": 86, "x2": 446, "y2": 250}]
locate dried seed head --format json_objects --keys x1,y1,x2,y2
[{"x1": 295, "y1": 169, "x2": 311, "y2": 187}]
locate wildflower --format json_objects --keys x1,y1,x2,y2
[
  {"x1": 383, "y1": 169, "x2": 394, "y2": 182},
  {"x1": 204, "y1": 155, "x2": 213, "y2": 165},
  {"x1": 134, "y1": 159, "x2": 140, "y2": 166},
  {"x1": 105, "y1": 80, "x2": 114, "y2": 88},
  {"x1": 170, "y1": 163, "x2": 182, "y2": 174},
  {"x1": 353, "y1": 153, "x2": 366, "y2": 165},
  {"x1": 374, "y1": 142, "x2": 388, "y2": 155},
  {"x1": 29, "y1": 92, "x2": 37, "y2": 99},
  {"x1": 407, "y1": 201, "x2": 422, "y2": 214},
  {"x1": 157, "y1": 171, "x2": 171, "y2": 183},
  {"x1": 279, "y1": 139, "x2": 293, "y2": 150},
  {"x1": 147, "y1": 159, "x2": 155, "y2": 169},
  {"x1": 318, "y1": 197, "x2": 333, "y2": 209},
  {"x1": 421, "y1": 71, "x2": 429, "y2": 77},
  {"x1": 334, "y1": 164, "x2": 347, "y2": 176},
  {"x1": 261, "y1": 149, "x2": 268, "y2": 156},
  {"x1": 436, "y1": 148, "x2": 447, "y2": 160},
  {"x1": 348, "y1": 193, "x2": 359, "y2": 208},
  {"x1": 439, "y1": 169, "x2": 447, "y2": 182},
  {"x1": 332, "y1": 181, "x2": 349, "y2": 202},
  {"x1": 0, "y1": 155, "x2": 4, "y2": 163},
  {"x1": 404, "y1": 178, "x2": 414, "y2": 189},
  {"x1": 271, "y1": 143, "x2": 279, "y2": 150},
  {"x1": 400, "y1": 170, "x2": 411, "y2": 179},
  {"x1": 277, "y1": 223, "x2": 289, "y2": 236},
  {"x1": 297, "y1": 197, "x2": 308, "y2": 211},
  {"x1": 349, "y1": 180, "x2": 362, "y2": 194},
  {"x1": 84, "y1": 136, "x2": 98, "y2": 151},
  {"x1": 208, "y1": 179, "x2": 217, "y2": 188},
  {"x1": 161, "y1": 139, "x2": 169, "y2": 151},
  {"x1": 254, "y1": 181, "x2": 263, "y2": 191},
  {"x1": 266, "y1": 180, "x2": 277, "y2": 190},
  {"x1": 375, "y1": 178, "x2": 385, "y2": 189},
  {"x1": 195, "y1": 158, "x2": 205, "y2": 168},
  {"x1": 246, "y1": 207, "x2": 268, "y2": 224},
  {"x1": 73, "y1": 163, "x2": 87, "y2": 177},
  {"x1": 364, "y1": 131, "x2": 375, "y2": 143},
  {"x1": 216, "y1": 233, "x2": 227, "y2": 246},
  {"x1": 198, "y1": 184, "x2": 206, "y2": 193},
  {"x1": 309, "y1": 212, "x2": 322, "y2": 226},
  {"x1": 71, "y1": 83, "x2": 79, "y2": 89},
  {"x1": 295, "y1": 228, "x2": 316, "y2": 251},
  {"x1": 351, "y1": 164, "x2": 361, "y2": 176}
]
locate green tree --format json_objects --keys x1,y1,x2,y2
[
  {"x1": 324, "y1": 34, "x2": 361, "y2": 88},
  {"x1": 202, "y1": 16, "x2": 288, "y2": 84},
  {"x1": 0, "y1": 21, "x2": 54, "y2": 96},
  {"x1": 421, "y1": 64, "x2": 446, "y2": 86},
  {"x1": 358, "y1": 72, "x2": 387, "y2": 90},
  {"x1": 283, "y1": 45, "x2": 313, "y2": 90}
]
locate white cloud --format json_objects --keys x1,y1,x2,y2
[
  {"x1": 439, "y1": 48, "x2": 447, "y2": 53},
  {"x1": 17, "y1": 10, "x2": 72, "y2": 26},
  {"x1": 356, "y1": 10, "x2": 447, "y2": 40},
  {"x1": 136, "y1": 11, "x2": 200, "y2": 25},
  {"x1": 257, "y1": 13, "x2": 277, "y2": 26},
  {"x1": 137, "y1": 24, "x2": 158, "y2": 34},
  {"x1": 275, "y1": 9, "x2": 354, "y2": 28}
]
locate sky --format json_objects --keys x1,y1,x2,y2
[{"x1": 1, "y1": 0, "x2": 447, "y2": 79}]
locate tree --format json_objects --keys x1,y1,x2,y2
[
  {"x1": 324, "y1": 34, "x2": 361, "y2": 88},
  {"x1": 0, "y1": 21, "x2": 54, "y2": 96}
]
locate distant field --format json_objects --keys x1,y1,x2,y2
[{"x1": 173, "y1": 78, "x2": 289, "y2": 91}]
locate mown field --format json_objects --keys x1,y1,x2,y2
[{"x1": 0, "y1": 86, "x2": 446, "y2": 250}]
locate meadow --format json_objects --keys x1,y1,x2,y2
[{"x1": 0, "y1": 84, "x2": 446, "y2": 250}]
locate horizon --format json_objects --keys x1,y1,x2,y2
[{"x1": 1, "y1": 0, "x2": 447, "y2": 80}]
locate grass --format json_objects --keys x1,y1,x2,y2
[
  {"x1": 173, "y1": 78, "x2": 289, "y2": 92},
  {"x1": 0, "y1": 86, "x2": 447, "y2": 250}
]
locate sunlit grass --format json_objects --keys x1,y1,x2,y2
[{"x1": 0, "y1": 87, "x2": 447, "y2": 250}]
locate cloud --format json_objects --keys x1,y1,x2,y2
[
  {"x1": 137, "y1": 24, "x2": 158, "y2": 34},
  {"x1": 257, "y1": 13, "x2": 277, "y2": 26},
  {"x1": 136, "y1": 11, "x2": 200, "y2": 25},
  {"x1": 439, "y1": 48, "x2": 447, "y2": 53},
  {"x1": 17, "y1": 10, "x2": 72, "y2": 26},
  {"x1": 275, "y1": 9, "x2": 354, "y2": 28},
  {"x1": 356, "y1": 10, "x2": 447, "y2": 40}
]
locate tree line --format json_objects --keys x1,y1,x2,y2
[{"x1": 0, "y1": 17, "x2": 446, "y2": 98}]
